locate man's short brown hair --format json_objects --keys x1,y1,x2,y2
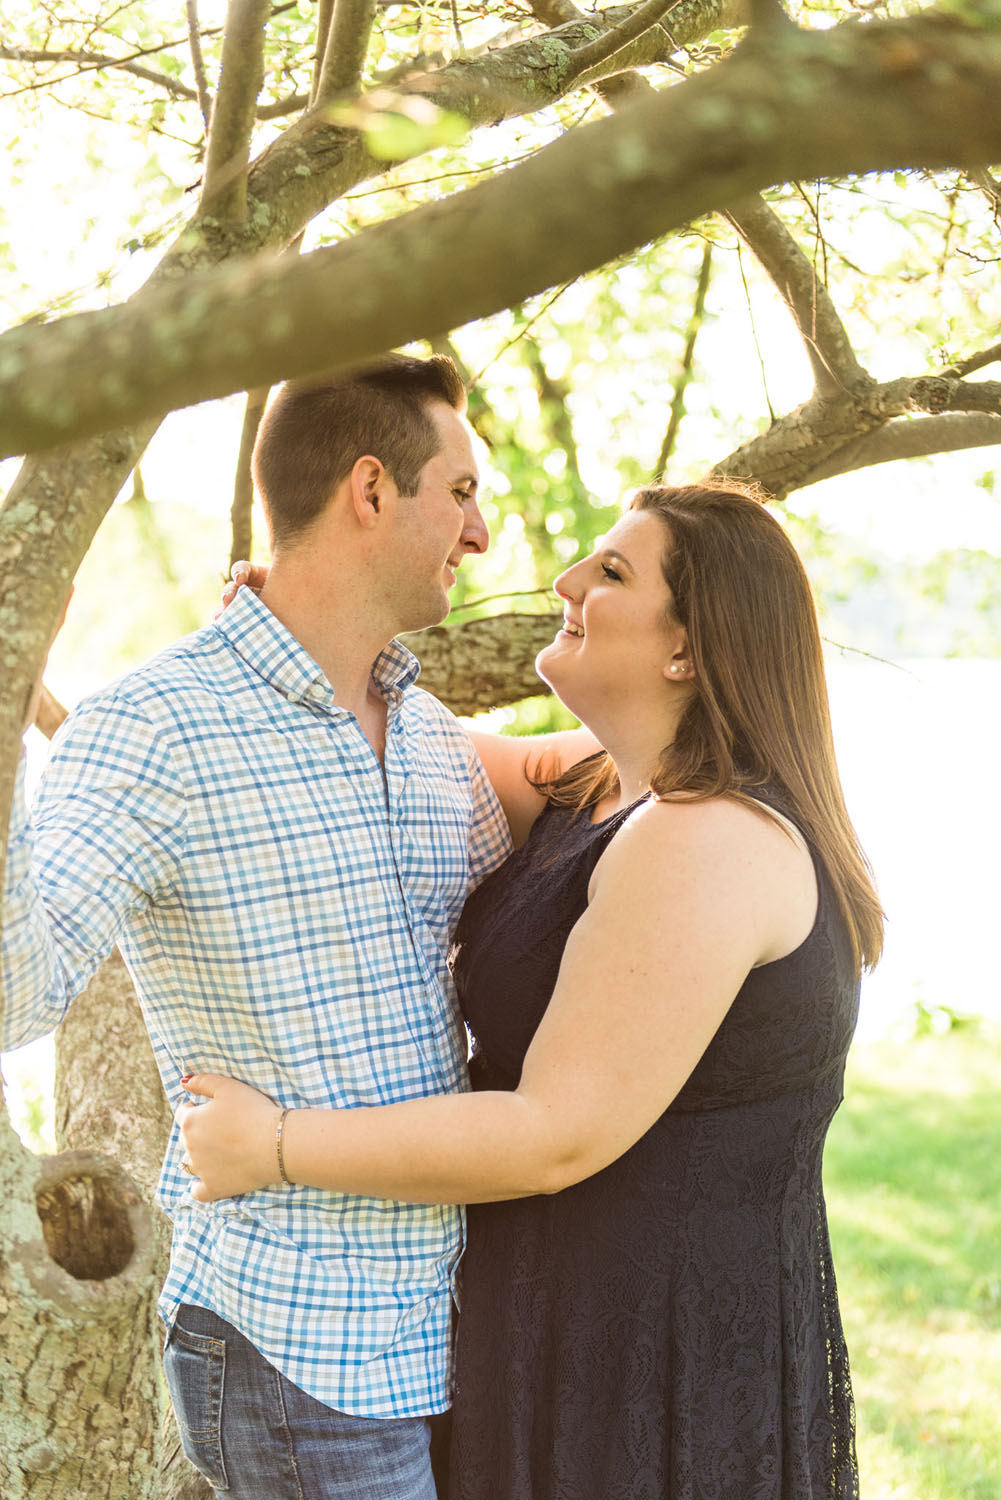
[{"x1": 252, "y1": 353, "x2": 467, "y2": 545}]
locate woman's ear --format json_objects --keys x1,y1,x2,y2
[{"x1": 664, "y1": 635, "x2": 694, "y2": 682}]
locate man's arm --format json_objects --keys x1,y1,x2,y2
[{"x1": 2, "y1": 696, "x2": 187, "y2": 1050}]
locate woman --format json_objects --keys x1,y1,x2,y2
[{"x1": 182, "y1": 482, "x2": 882, "y2": 1499}]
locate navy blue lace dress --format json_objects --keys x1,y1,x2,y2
[{"x1": 448, "y1": 786, "x2": 860, "y2": 1500}]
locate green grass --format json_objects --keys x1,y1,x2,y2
[{"x1": 825, "y1": 1024, "x2": 1001, "y2": 1500}]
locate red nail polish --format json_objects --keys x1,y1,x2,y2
[{"x1": 181, "y1": 1074, "x2": 192, "y2": 1084}]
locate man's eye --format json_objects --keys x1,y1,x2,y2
[{"x1": 451, "y1": 488, "x2": 473, "y2": 506}]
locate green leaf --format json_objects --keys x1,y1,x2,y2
[{"x1": 362, "y1": 109, "x2": 469, "y2": 162}]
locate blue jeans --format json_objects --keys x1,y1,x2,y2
[{"x1": 163, "y1": 1304, "x2": 448, "y2": 1499}]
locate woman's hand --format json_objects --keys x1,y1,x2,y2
[
  {"x1": 178, "y1": 1073, "x2": 283, "y2": 1202},
  {"x1": 216, "y1": 560, "x2": 270, "y2": 616},
  {"x1": 24, "y1": 588, "x2": 74, "y2": 734}
]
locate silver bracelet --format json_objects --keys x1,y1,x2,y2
[{"x1": 276, "y1": 1107, "x2": 294, "y2": 1187}]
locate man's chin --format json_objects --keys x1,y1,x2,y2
[{"x1": 397, "y1": 593, "x2": 450, "y2": 636}]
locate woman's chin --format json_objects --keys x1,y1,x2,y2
[
  {"x1": 535, "y1": 644, "x2": 582, "y2": 715},
  {"x1": 534, "y1": 642, "x2": 561, "y2": 689}
]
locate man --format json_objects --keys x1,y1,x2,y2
[{"x1": 2, "y1": 354, "x2": 512, "y2": 1499}]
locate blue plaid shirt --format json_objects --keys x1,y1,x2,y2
[{"x1": 2, "y1": 587, "x2": 511, "y2": 1417}]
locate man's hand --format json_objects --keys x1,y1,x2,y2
[
  {"x1": 217, "y1": 560, "x2": 270, "y2": 617},
  {"x1": 178, "y1": 1073, "x2": 284, "y2": 1202}
]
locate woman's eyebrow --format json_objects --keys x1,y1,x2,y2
[{"x1": 595, "y1": 546, "x2": 635, "y2": 573}]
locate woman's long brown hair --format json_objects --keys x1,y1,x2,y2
[{"x1": 540, "y1": 482, "x2": 884, "y2": 974}]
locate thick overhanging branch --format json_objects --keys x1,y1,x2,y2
[
  {"x1": 867, "y1": 374, "x2": 1001, "y2": 420},
  {"x1": 722, "y1": 194, "x2": 869, "y2": 398},
  {"x1": 199, "y1": 0, "x2": 273, "y2": 220},
  {"x1": 712, "y1": 371, "x2": 1001, "y2": 497},
  {"x1": 4, "y1": 9, "x2": 1001, "y2": 458},
  {"x1": 796, "y1": 412, "x2": 1001, "y2": 486}
]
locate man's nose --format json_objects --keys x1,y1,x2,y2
[{"x1": 462, "y1": 499, "x2": 489, "y2": 555}]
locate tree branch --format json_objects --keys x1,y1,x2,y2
[
  {"x1": 867, "y1": 374, "x2": 1001, "y2": 419},
  {"x1": 4, "y1": 9, "x2": 1001, "y2": 459},
  {"x1": 797, "y1": 412, "x2": 1001, "y2": 486},
  {"x1": 713, "y1": 371, "x2": 1001, "y2": 498},
  {"x1": 312, "y1": 0, "x2": 337, "y2": 101},
  {"x1": 186, "y1": 0, "x2": 215, "y2": 125},
  {"x1": 654, "y1": 238, "x2": 713, "y2": 478},
  {"x1": 199, "y1": 0, "x2": 273, "y2": 220},
  {"x1": 313, "y1": 0, "x2": 378, "y2": 105},
  {"x1": 256, "y1": 89, "x2": 312, "y2": 118},
  {"x1": 402, "y1": 0, "x2": 748, "y2": 122},
  {"x1": 722, "y1": 194, "x2": 868, "y2": 397},
  {"x1": 940, "y1": 340, "x2": 1001, "y2": 378},
  {"x1": 400, "y1": 614, "x2": 560, "y2": 714},
  {"x1": 562, "y1": 0, "x2": 685, "y2": 86},
  {"x1": 0, "y1": 44, "x2": 200, "y2": 102},
  {"x1": 238, "y1": 0, "x2": 741, "y2": 242},
  {"x1": 746, "y1": 0, "x2": 794, "y2": 35},
  {"x1": 225, "y1": 0, "x2": 332, "y2": 571},
  {"x1": 966, "y1": 164, "x2": 1000, "y2": 219},
  {"x1": 529, "y1": 0, "x2": 582, "y2": 23},
  {"x1": 229, "y1": 388, "x2": 269, "y2": 571}
]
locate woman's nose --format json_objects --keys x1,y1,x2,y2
[{"x1": 553, "y1": 559, "x2": 584, "y2": 601}]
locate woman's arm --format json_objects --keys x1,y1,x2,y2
[
  {"x1": 466, "y1": 724, "x2": 601, "y2": 847},
  {"x1": 181, "y1": 797, "x2": 816, "y2": 1204}
]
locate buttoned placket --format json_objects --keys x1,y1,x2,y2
[{"x1": 300, "y1": 671, "x2": 458, "y2": 1098}]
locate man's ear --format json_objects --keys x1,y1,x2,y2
[{"x1": 349, "y1": 455, "x2": 389, "y2": 529}]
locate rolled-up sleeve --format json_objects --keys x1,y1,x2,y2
[{"x1": 2, "y1": 697, "x2": 187, "y2": 1050}]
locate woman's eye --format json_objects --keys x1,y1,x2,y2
[{"x1": 601, "y1": 563, "x2": 621, "y2": 581}]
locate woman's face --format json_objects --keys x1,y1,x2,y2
[{"x1": 535, "y1": 508, "x2": 686, "y2": 719}]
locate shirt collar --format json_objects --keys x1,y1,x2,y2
[{"x1": 214, "y1": 587, "x2": 420, "y2": 707}]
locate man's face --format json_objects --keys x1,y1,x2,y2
[{"x1": 390, "y1": 403, "x2": 488, "y2": 631}]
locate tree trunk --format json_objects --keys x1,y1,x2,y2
[
  {"x1": 0, "y1": 1106, "x2": 159, "y2": 1497},
  {"x1": 53, "y1": 952, "x2": 213, "y2": 1500}
]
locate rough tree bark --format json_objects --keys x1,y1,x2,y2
[
  {"x1": 0, "y1": 1105, "x2": 159, "y2": 1497},
  {"x1": 51, "y1": 953, "x2": 210, "y2": 1500}
]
